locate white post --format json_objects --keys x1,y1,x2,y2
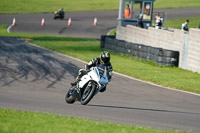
[{"x1": 118, "y1": 0, "x2": 124, "y2": 26}]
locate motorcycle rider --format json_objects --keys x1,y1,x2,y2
[
  {"x1": 71, "y1": 51, "x2": 113, "y2": 92},
  {"x1": 54, "y1": 8, "x2": 64, "y2": 19},
  {"x1": 58, "y1": 8, "x2": 65, "y2": 17},
  {"x1": 58, "y1": 8, "x2": 64, "y2": 17}
]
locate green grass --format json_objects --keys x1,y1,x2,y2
[
  {"x1": 0, "y1": 108, "x2": 184, "y2": 133},
  {"x1": 154, "y1": 0, "x2": 200, "y2": 9},
  {"x1": 0, "y1": 0, "x2": 119, "y2": 14},
  {"x1": 108, "y1": 29, "x2": 116, "y2": 36},
  {"x1": 0, "y1": 24, "x2": 200, "y2": 94},
  {"x1": 163, "y1": 17, "x2": 200, "y2": 29},
  {"x1": 0, "y1": 0, "x2": 200, "y2": 14}
]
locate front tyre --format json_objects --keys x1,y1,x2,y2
[
  {"x1": 65, "y1": 87, "x2": 75, "y2": 104},
  {"x1": 81, "y1": 84, "x2": 96, "y2": 105}
]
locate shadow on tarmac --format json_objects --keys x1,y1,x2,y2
[
  {"x1": 88, "y1": 104, "x2": 200, "y2": 115},
  {"x1": 0, "y1": 37, "x2": 79, "y2": 88}
]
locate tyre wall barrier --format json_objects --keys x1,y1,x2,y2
[{"x1": 101, "y1": 35, "x2": 179, "y2": 67}]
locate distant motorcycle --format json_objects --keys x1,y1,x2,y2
[
  {"x1": 65, "y1": 64, "x2": 109, "y2": 105},
  {"x1": 54, "y1": 10, "x2": 64, "y2": 20}
]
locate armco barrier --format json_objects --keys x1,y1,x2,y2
[{"x1": 101, "y1": 35, "x2": 179, "y2": 67}]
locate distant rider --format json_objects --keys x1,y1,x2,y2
[
  {"x1": 71, "y1": 51, "x2": 113, "y2": 92},
  {"x1": 58, "y1": 8, "x2": 64, "y2": 17}
]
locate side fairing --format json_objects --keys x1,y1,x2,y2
[{"x1": 78, "y1": 69, "x2": 100, "y2": 88}]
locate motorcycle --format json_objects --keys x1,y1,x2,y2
[
  {"x1": 54, "y1": 11, "x2": 64, "y2": 20},
  {"x1": 65, "y1": 64, "x2": 109, "y2": 105}
]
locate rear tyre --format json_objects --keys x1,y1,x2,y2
[
  {"x1": 81, "y1": 84, "x2": 96, "y2": 105},
  {"x1": 65, "y1": 87, "x2": 75, "y2": 104}
]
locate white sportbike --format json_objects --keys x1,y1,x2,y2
[{"x1": 65, "y1": 64, "x2": 109, "y2": 105}]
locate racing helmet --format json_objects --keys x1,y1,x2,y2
[{"x1": 100, "y1": 51, "x2": 110, "y2": 64}]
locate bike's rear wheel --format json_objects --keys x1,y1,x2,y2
[
  {"x1": 65, "y1": 87, "x2": 75, "y2": 104},
  {"x1": 81, "y1": 84, "x2": 96, "y2": 105}
]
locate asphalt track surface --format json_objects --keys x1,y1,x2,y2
[
  {"x1": 0, "y1": 37, "x2": 200, "y2": 133},
  {"x1": 0, "y1": 8, "x2": 200, "y2": 38},
  {"x1": 0, "y1": 8, "x2": 200, "y2": 132}
]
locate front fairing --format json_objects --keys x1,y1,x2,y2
[
  {"x1": 88, "y1": 68, "x2": 100, "y2": 82},
  {"x1": 78, "y1": 65, "x2": 109, "y2": 89}
]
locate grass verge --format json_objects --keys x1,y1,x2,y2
[
  {"x1": 108, "y1": 29, "x2": 116, "y2": 36},
  {"x1": 0, "y1": 0, "x2": 200, "y2": 14},
  {"x1": 0, "y1": 24, "x2": 200, "y2": 94},
  {"x1": 163, "y1": 17, "x2": 200, "y2": 29},
  {"x1": 0, "y1": 108, "x2": 184, "y2": 133},
  {"x1": 154, "y1": 0, "x2": 200, "y2": 9}
]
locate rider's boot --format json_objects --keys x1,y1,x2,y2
[
  {"x1": 71, "y1": 81, "x2": 77, "y2": 86},
  {"x1": 71, "y1": 76, "x2": 80, "y2": 86},
  {"x1": 71, "y1": 69, "x2": 87, "y2": 86}
]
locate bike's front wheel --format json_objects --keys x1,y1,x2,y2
[{"x1": 80, "y1": 83, "x2": 96, "y2": 105}]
